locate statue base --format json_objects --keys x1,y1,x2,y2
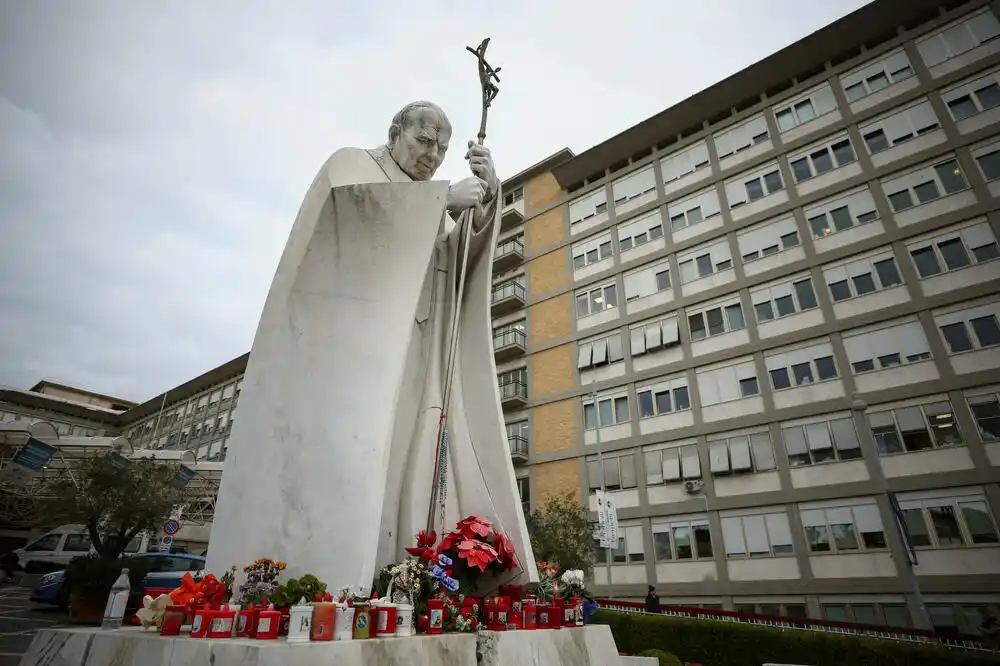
[{"x1": 20, "y1": 625, "x2": 622, "y2": 666}]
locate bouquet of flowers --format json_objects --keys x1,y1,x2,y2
[
  {"x1": 236, "y1": 557, "x2": 286, "y2": 605},
  {"x1": 534, "y1": 560, "x2": 560, "y2": 601},
  {"x1": 405, "y1": 515, "x2": 518, "y2": 593}
]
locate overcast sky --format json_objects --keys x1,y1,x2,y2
[{"x1": 0, "y1": 0, "x2": 873, "y2": 404}]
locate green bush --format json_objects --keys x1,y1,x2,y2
[
  {"x1": 638, "y1": 648, "x2": 682, "y2": 666},
  {"x1": 65, "y1": 555, "x2": 152, "y2": 606},
  {"x1": 592, "y1": 610, "x2": 995, "y2": 666}
]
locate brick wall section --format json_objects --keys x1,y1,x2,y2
[
  {"x1": 529, "y1": 294, "x2": 571, "y2": 345},
  {"x1": 528, "y1": 248, "x2": 568, "y2": 295},
  {"x1": 530, "y1": 344, "x2": 575, "y2": 398},
  {"x1": 524, "y1": 172, "x2": 562, "y2": 215},
  {"x1": 525, "y1": 206, "x2": 566, "y2": 254},
  {"x1": 531, "y1": 398, "x2": 578, "y2": 454},
  {"x1": 533, "y1": 458, "x2": 582, "y2": 504}
]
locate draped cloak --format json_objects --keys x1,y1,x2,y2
[{"x1": 206, "y1": 145, "x2": 537, "y2": 592}]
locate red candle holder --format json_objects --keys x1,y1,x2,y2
[
  {"x1": 256, "y1": 607, "x2": 281, "y2": 640},
  {"x1": 235, "y1": 606, "x2": 258, "y2": 638},
  {"x1": 160, "y1": 605, "x2": 187, "y2": 636},
  {"x1": 208, "y1": 607, "x2": 236, "y2": 638},
  {"x1": 189, "y1": 607, "x2": 211, "y2": 638},
  {"x1": 427, "y1": 599, "x2": 444, "y2": 635}
]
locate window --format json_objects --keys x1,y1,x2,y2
[
  {"x1": 967, "y1": 391, "x2": 1000, "y2": 441},
  {"x1": 697, "y1": 359, "x2": 759, "y2": 407},
  {"x1": 898, "y1": 492, "x2": 999, "y2": 547},
  {"x1": 725, "y1": 164, "x2": 784, "y2": 208},
  {"x1": 713, "y1": 114, "x2": 770, "y2": 160},
  {"x1": 782, "y1": 415, "x2": 862, "y2": 466},
  {"x1": 806, "y1": 187, "x2": 880, "y2": 239},
  {"x1": 916, "y1": 8, "x2": 1000, "y2": 69},
  {"x1": 652, "y1": 518, "x2": 713, "y2": 561},
  {"x1": 882, "y1": 158, "x2": 969, "y2": 213},
  {"x1": 587, "y1": 454, "x2": 637, "y2": 492},
  {"x1": 630, "y1": 315, "x2": 681, "y2": 356},
  {"x1": 859, "y1": 100, "x2": 940, "y2": 155},
  {"x1": 843, "y1": 319, "x2": 932, "y2": 373},
  {"x1": 789, "y1": 133, "x2": 857, "y2": 182},
  {"x1": 624, "y1": 260, "x2": 671, "y2": 302},
  {"x1": 687, "y1": 297, "x2": 745, "y2": 341},
  {"x1": 575, "y1": 282, "x2": 618, "y2": 318},
  {"x1": 572, "y1": 233, "x2": 613, "y2": 270},
  {"x1": 708, "y1": 431, "x2": 776, "y2": 475},
  {"x1": 667, "y1": 187, "x2": 721, "y2": 233},
  {"x1": 823, "y1": 248, "x2": 903, "y2": 302},
  {"x1": 25, "y1": 534, "x2": 62, "y2": 552},
  {"x1": 497, "y1": 368, "x2": 527, "y2": 400},
  {"x1": 751, "y1": 275, "x2": 819, "y2": 322},
  {"x1": 800, "y1": 503, "x2": 887, "y2": 553},
  {"x1": 678, "y1": 240, "x2": 733, "y2": 283},
  {"x1": 840, "y1": 49, "x2": 915, "y2": 102},
  {"x1": 906, "y1": 220, "x2": 1000, "y2": 278},
  {"x1": 503, "y1": 187, "x2": 523, "y2": 207},
  {"x1": 617, "y1": 210, "x2": 664, "y2": 252},
  {"x1": 612, "y1": 166, "x2": 656, "y2": 207},
  {"x1": 516, "y1": 476, "x2": 530, "y2": 515},
  {"x1": 737, "y1": 215, "x2": 801, "y2": 263},
  {"x1": 62, "y1": 534, "x2": 93, "y2": 552},
  {"x1": 583, "y1": 392, "x2": 630, "y2": 430},
  {"x1": 596, "y1": 524, "x2": 646, "y2": 564},
  {"x1": 645, "y1": 442, "x2": 702, "y2": 485},
  {"x1": 773, "y1": 84, "x2": 837, "y2": 133},
  {"x1": 942, "y1": 68, "x2": 1000, "y2": 121},
  {"x1": 660, "y1": 140, "x2": 711, "y2": 184},
  {"x1": 578, "y1": 333, "x2": 625, "y2": 370},
  {"x1": 222, "y1": 384, "x2": 235, "y2": 400},
  {"x1": 765, "y1": 340, "x2": 839, "y2": 391},
  {"x1": 972, "y1": 138, "x2": 1000, "y2": 181},
  {"x1": 493, "y1": 320, "x2": 526, "y2": 348},
  {"x1": 569, "y1": 189, "x2": 608, "y2": 225},
  {"x1": 492, "y1": 277, "x2": 525, "y2": 303},
  {"x1": 869, "y1": 400, "x2": 963, "y2": 454},
  {"x1": 721, "y1": 511, "x2": 794, "y2": 558},
  {"x1": 636, "y1": 376, "x2": 691, "y2": 419},
  {"x1": 935, "y1": 300, "x2": 1000, "y2": 356}
]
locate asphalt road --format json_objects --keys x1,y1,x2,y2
[{"x1": 0, "y1": 582, "x2": 67, "y2": 666}]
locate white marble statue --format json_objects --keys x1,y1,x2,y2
[{"x1": 206, "y1": 101, "x2": 537, "y2": 592}]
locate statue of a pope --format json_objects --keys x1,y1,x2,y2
[{"x1": 206, "y1": 101, "x2": 537, "y2": 592}]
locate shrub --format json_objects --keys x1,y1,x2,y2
[
  {"x1": 638, "y1": 648, "x2": 682, "y2": 666},
  {"x1": 65, "y1": 555, "x2": 152, "y2": 607},
  {"x1": 591, "y1": 610, "x2": 995, "y2": 666}
]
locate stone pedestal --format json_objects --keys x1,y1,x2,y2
[{"x1": 20, "y1": 625, "x2": 622, "y2": 666}]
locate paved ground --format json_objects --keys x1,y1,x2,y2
[{"x1": 0, "y1": 583, "x2": 67, "y2": 666}]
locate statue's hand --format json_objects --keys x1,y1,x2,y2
[
  {"x1": 466, "y1": 141, "x2": 498, "y2": 200},
  {"x1": 447, "y1": 176, "x2": 487, "y2": 212}
]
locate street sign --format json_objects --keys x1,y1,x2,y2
[
  {"x1": 158, "y1": 535, "x2": 173, "y2": 553},
  {"x1": 163, "y1": 519, "x2": 181, "y2": 536},
  {"x1": 605, "y1": 495, "x2": 620, "y2": 548},
  {"x1": 12, "y1": 438, "x2": 57, "y2": 472}
]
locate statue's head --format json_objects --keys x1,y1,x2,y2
[{"x1": 387, "y1": 101, "x2": 452, "y2": 181}]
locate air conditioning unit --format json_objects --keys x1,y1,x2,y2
[{"x1": 683, "y1": 480, "x2": 704, "y2": 494}]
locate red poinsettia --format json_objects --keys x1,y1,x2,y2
[
  {"x1": 457, "y1": 538, "x2": 499, "y2": 572},
  {"x1": 492, "y1": 532, "x2": 518, "y2": 571},
  {"x1": 405, "y1": 529, "x2": 437, "y2": 561},
  {"x1": 456, "y1": 515, "x2": 492, "y2": 539}
]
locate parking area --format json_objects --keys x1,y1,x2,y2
[{"x1": 0, "y1": 583, "x2": 67, "y2": 666}]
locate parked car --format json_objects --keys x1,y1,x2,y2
[
  {"x1": 30, "y1": 552, "x2": 205, "y2": 611},
  {"x1": 13, "y1": 525, "x2": 151, "y2": 574}
]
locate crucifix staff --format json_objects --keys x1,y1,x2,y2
[{"x1": 426, "y1": 38, "x2": 502, "y2": 534}]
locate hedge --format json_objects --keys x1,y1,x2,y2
[{"x1": 590, "y1": 610, "x2": 996, "y2": 666}]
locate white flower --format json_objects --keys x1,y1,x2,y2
[{"x1": 560, "y1": 569, "x2": 584, "y2": 586}]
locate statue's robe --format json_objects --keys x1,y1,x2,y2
[{"x1": 206, "y1": 145, "x2": 537, "y2": 592}]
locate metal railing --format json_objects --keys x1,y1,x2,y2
[
  {"x1": 596, "y1": 600, "x2": 992, "y2": 653},
  {"x1": 491, "y1": 281, "x2": 526, "y2": 304},
  {"x1": 508, "y1": 434, "x2": 528, "y2": 457},
  {"x1": 498, "y1": 381, "x2": 528, "y2": 401},
  {"x1": 495, "y1": 237, "x2": 524, "y2": 260},
  {"x1": 493, "y1": 328, "x2": 526, "y2": 350}
]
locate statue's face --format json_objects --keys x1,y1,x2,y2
[{"x1": 389, "y1": 108, "x2": 451, "y2": 181}]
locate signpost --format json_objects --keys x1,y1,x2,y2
[{"x1": 157, "y1": 506, "x2": 184, "y2": 553}]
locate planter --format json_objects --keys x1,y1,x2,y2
[{"x1": 68, "y1": 591, "x2": 104, "y2": 625}]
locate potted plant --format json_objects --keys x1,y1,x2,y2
[{"x1": 270, "y1": 574, "x2": 327, "y2": 609}]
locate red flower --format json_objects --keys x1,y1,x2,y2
[
  {"x1": 437, "y1": 530, "x2": 463, "y2": 556},
  {"x1": 457, "y1": 538, "x2": 498, "y2": 572},
  {"x1": 493, "y1": 532, "x2": 518, "y2": 571},
  {"x1": 405, "y1": 529, "x2": 438, "y2": 558},
  {"x1": 456, "y1": 515, "x2": 492, "y2": 539}
]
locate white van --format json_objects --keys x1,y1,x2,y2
[{"x1": 13, "y1": 525, "x2": 150, "y2": 573}]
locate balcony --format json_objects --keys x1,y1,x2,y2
[
  {"x1": 493, "y1": 237, "x2": 524, "y2": 272},
  {"x1": 491, "y1": 281, "x2": 526, "y2": 315},
  {"x1": 498, "y1": 380, "x2": 528, "y2": 409},
  {"x1": 508, "y1": 434, "x2": 529, "y2": 464},
  {"x1": 493, "y1": 328, "x2": 526, "y2": 362},
  {"x1": 501, "y1": 197, "x2": 525, "y2": 230}
]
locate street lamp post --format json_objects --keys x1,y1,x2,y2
[{"x1": 852, "y1": 395, "x2": 931, "y2": 631}]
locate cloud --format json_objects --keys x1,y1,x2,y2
[{"x1": 0, "y1": 0, "x2": 872, "y2": 402}]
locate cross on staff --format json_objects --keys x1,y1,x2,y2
[{"x1": 426, "y1": 38, "x2": 502, "y2": 534}]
